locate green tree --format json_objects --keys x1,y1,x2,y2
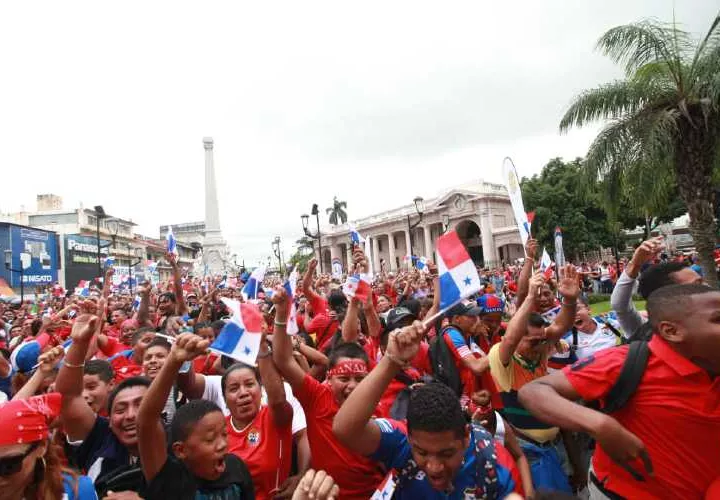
[
  {"x1": 560, "y1": 13, "x2": 720, "y2": 285},
  {"x1": 522, "y1": 158, "x2": 616, "y2": 260},
  {"x1": 326, "y1": 197, "x2": 348, "y2": 225},
  {"x1": 295, "y1": 236, "x2": 315, "y2": 253}
]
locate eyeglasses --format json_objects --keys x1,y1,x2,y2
[{"x1": 0, "y1": 442, "x2": 39, "y2": 477}]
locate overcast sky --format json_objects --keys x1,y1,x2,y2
[{"x1": 0, "y1": 1, "x2": 716, "y2": 265}]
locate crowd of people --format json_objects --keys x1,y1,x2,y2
[{"x1": 0, "y1": 235, "x2": 717, "y2": 499}]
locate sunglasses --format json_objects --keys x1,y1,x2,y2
[{"x1": 0, "y1": 442, "x2": 38, "y2": 477}]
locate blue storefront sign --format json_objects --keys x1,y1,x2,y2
[{"x1": 0, "y1": 224, "x2": 59, "y2": 288}]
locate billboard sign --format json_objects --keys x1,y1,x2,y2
[
  {"x1": 9, "y1": 226, "x2": 59, "y2": 287},
  {"x1": 64, "y1": 234, "x2": 110, "y2": 289}
]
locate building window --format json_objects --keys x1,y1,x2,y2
[
  {"x1": 87, "y1": 215, "x2": 97, "y2": 226},
  {"x1": 378, "y1": 240, "x2": 383, "y2": 252}
]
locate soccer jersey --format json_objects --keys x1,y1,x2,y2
[
  {"x1": 549, "y1": 316, "x2": 621, "y2": 369},
  {"x1": 226, "y1": 406, "x2": 292, "y2": 500},
  {"x1": 294, "y1": 373, "x2": 384, "y2": 500},
  {"x1": 369, "y1": 418, "x2": 516, "y2": 499}
]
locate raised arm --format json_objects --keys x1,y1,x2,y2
[
  {"x1": 168, "y1": 253, "x2": 188, "y2": 316},
  {"x1": 55, "y1": 307, "x2": 100, "y2": 441},
  {"x1": 545, "y1": 266, "x2": 580, "y2": 341},
  {"x1": 341, "y1": 298, "x2": 360, "y2": 343},
  {"x1": 258, "y1": 336, "x2": 293, "y2": 429},
  {"x1": 135, "y1": 282, "x2": 152, "y2": 327},
  {"x1": 499, "y1": 272, "x2": 544, "y2": 366},
  {"x1": 138, "y1": 333, "x2": 209, "y2": 481},
  {"x1": 301, "y1": 258, "x2": 323, "y2": 307},
  {"x1": 12, "y1": 346, "x2": 64, "y2": 400},
  {"x1": 333, "y1": 321, "x2": 425, "y2": 456},
  {"x1": 515, "y1": 239, "x2": 537, "y2": 308},
  {"x1": 102, "y1": 267, "x2": 114, "y2": 299},
  {"x1": 271, "y1": 287, "x2": 307, "y2": 389}
]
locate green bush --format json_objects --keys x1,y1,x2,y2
[{"x1": 585, "y1": 293, "x2": 642, "y2": 304}]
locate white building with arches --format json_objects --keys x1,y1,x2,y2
[{"x1": 317, "y1": 180, "x2": 524, "y2": 273}]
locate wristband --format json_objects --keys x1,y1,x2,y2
[
  {"x1": 274, "y1": 320, "x2": 287, "y2": 327},
  {"x1": 561, "y1": 298, "x2": 577, "y2": 306},
  {"x1": 257, "y1": 350, "x2": 272, "y2": 359},
  {"x1": 63, "y1": 361, "x2": 85, "y2": 369}
]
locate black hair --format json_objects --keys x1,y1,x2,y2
[
  {"x1": 0, "y1": 348, "x2": 10, "y2": 361},
  {"x1": 145, "y1": 337, "x2": 171, "y2": 353},
  {"x1": 31, "y1": 319, "x2": 43, "y2": 336},
  {"x1": 159, "y1": 292, "x2": 177, "y2": 303},
  {"x1": 327, "y1": 289, "x2": 348, "y2": 311},
  {"x1": 528, "y1": 312, "x2": 549, "y2": 328},
  {"x1": 193, "y1": 321, "x2": 212, "y2": 333},
  {"x1": 638, "y1": 262, "x2": 690, "y2": 300},
  {"x1": 210, "y1": 320, "x2": 226, "y2": 335},
  {"x1": 171, "y1": 399, "x2": 223, "y2": 443},
  {"x1": 407, "y1": 383, "x2": 466, "y2": 438},
  {"x1": 328, "y1": 342, "x2": 369, "y2": 368},
  {"x1": 84, "y1": 359, "x2": 114, "y2": 383},
  {"x1": 221, "y1": 362, "x2": 261, "y2": 395},
  {"x1": 107, "y1": 376, "x2": 151, "y2": 413},
  {"x1": 131, "y1": 327, "x2": 156, "y2": 346},
  {"x1": 399, "y1": 298, "x2": 421, "y2": 317},
  {"x1": 646, "y1": 283, "x2": 716, "y2": 328}
]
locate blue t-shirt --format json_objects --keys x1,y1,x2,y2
[
  {"x1": 691, "y1": 263, "x2": 703, "y2": 277},
  {"x1": 62, "y1": 473, "x2": 98, "y2": 499},
  {"x1": 369, "y1": 418, "x2": 515, "y2": 499}
]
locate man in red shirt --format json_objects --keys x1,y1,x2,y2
[
  {"x1": 272, "y1": 286, "x2": 384, "y2": 500},
  {"x1": 518, "y1": 283, "x2": 720, "y2": 499}
]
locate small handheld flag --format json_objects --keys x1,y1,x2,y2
[
  {"x1": 540, "y1": 248, "x2": 554, "y2": 279},
  {"x1": 104, "y1": 256, "x2": 115, "y2": 268},
  {"x1": 435, "y1": 231, "x2": 482, "y2": 312},
  {"x1": 415, "y1": 256, "x2": 428, "y2": 272},
  {"x1": 211, "y1": 300, "x2": 264, "y2": 365},
  {"x1": 241, "y1": 266, "x2": 266, "y2": 301},
  {"x1": 370, "y1": 470, "x2": 396, "y2": 500},
  {"x1": 342, "y1": 273, "x2": 372, "y2": 303},
  {"x1": 166, "y1": 227, "x2": 178, "y2": 258},
  {"x1": 283, "y1": 268, "x2": 299, "y2": 335},
  {"x1": 348, "y1": 224, "x2": 365, "y2": 246}
]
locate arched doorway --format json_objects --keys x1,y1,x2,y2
[{"x1": 456, "y1": 219, "x2": 483, "y2": 265}]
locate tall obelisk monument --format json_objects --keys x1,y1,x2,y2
[{"x1": 202, "y1": 137, "x2": 227, "y2": 274}]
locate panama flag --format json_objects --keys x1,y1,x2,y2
[
  {"x1": 348, "y1": 223, "x2": 365, "y2": 246},
  {"x1": 415, "y1": 256, "x2": 428, "y2": 272},
  {"x1": 540, "y1": 247, "x2": 555, "y2": 279},
  {"x1": 343, "y1": 273, "x2": 372, "y2": 303},
  {"x1": 166, "y1": 226, "x2": 178, "y2": 258},
  {"x1": 370, "y1": 470, "x2": 396, "y2": 500},
  {"x1": 436, "y1": 231, "x2": 482, "y2": 311},
  {"x1": 104, "y1": 256, "x2": 115, "y2": 268},
  {"x1": 211, "y1": 299, "x2": 264, "y2": 365},
  {"x1": 242, "y1": 266, "x2": 266, "y2": 301},
  {"x1": 283, "y1": 267, "x2": 299, "y2": 335},
  {"x1": 132, "y1": 294, "x2": 142, "y2": 311},
  {"x1": 75, "y1": 280, "x2": 90, "y2": 297}
]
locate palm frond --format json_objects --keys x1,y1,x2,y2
[
  {"x1": 559, "y1": 79, "x2": 674, "y2": 131},
  {"x1": 596, "y1": 21, "x2": 690, "y2": 84},
  {"x1": 689, "y1": 12, "x2": 720, "y2": 82}
]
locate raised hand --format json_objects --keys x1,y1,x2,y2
[
  {"x1": 271, "y1": 286, "x2": 289, "y2": 320},
  {"x1": 386, "y1": 320, "x2": 426, "y2": 363},
  {"x1": 37, "y1": 346, "x2": 65, "y2": 375},
  {"x1": 170, "y1": 333, "x2": 210, "y2": 364},
  {"x1": 291, "y1": 469, "x2": 339, "y2": 500},
  {"x1": 527, "y1": 272, "x2": 546, "y2": 300},
  {"x1": 631, "y1": 237, "x2": 664, "y2": 266},
  {"x1": 525, "y1": 238, "x2": 538, "y2": 260},
  {"x1": 70, "y1": 312, "x2": 99, "y2": 343},
  {"x1": 307, "y1": 258, "x2": 318, "y2": 273},
  {"x1": 558, "y1": 265, "x2": 580, "y2": 300}
]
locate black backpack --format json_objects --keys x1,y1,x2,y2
[
  {"x1": 429, "y1": 326, "x2": 464, "y2": 398},
  {"x1": 596, "y1": 340, "x2": 651, "y2": 414}
]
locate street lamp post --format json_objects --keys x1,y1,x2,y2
[
  {"x1": 94, "y1": 205, "x2": 107, "y2": 279},
  {"x1": 406, "y1": 196, "x2": 425, "y2": 260},
  {"x1": 301, "y1": 203, "x2": 323, "y2": 273},
  {"x1": 272, "y1": 236, "x2": 283, "y2": 277},
  {"x1": 4, "y1": 250, "x2": 24, "y2": 305}
]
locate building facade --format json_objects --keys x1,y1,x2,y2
[{"x1": 317, "y1": 181, "x2": 524, "y2": 273}]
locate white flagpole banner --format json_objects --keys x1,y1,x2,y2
[{"x1": 502, "y1": 157, "x2": 530, "y2": 246}]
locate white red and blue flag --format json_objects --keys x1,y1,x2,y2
[
  {"x1": 415, "y1": 256, "x2": 428, "y2": 272},
  {"x1": 211, "y1": 299, "x2": 264, "y2": 365},
  {"x1": 540, "y1": 248, "x2": 555, "y2": 279},
  {"x1": 242, "y1": 266, "x2": 266, "y2": 301},
  {"x1": 166, "y1": 226, "x2": 178, "y2": 258},
  {"x1": 343, "y1": 273, "x2": 372, "y2": 303},
  {"x1": 75, "y1": 280, "x2": 90, "y2": 297},
  {"x1": 436, "y1": 231, "x2": 482, "y2": 311},
  {"x1": 349, "y1": 224, "x2": 365, "y2": 246},
  {"x1": 283, "y1": 267, "x2": 299, "y2": 335},
  {"x1": 370, "y1": 470, "x2": 396, "y2": 500}
]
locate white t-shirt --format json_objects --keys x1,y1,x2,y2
[{"x1": 202, "y1": 376, "x2": 307, "y2": 435}]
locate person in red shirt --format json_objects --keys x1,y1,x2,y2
[
  {"x1": 222, "y1": 340, "x2": 294, "y2": 500},
  {"x1": 519, "y1": 283, "x2": 720, "y2": 499},
  {"x1": 271, "y1": 286, "x2": 385, "y2": 500}
]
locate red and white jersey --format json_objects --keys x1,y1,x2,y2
[{"x1": 226, "y1": 406, "x2": 293, "y2": 500}]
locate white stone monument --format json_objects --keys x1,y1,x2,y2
[{"x1": 202, "y1": 137, "x2": 228, "y2": 275}]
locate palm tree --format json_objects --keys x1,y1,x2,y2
[
  {"x1": 326, "y1": 196, "x2": 348, "y2": 225},
  {"x1": 560, "y1": 13, "x2": 720, "y2": 286},
  {"x1": 295, "y1": 236, "x2": 315, "y2": 254}
]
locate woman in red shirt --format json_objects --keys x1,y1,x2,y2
[{"x1": 222, "y1": 338, "x2": 294, "y2": 500}]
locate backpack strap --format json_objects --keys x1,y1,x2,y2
[
  {"x1": 571, "y1": 327, "x2": 578, "y2": 350},
  {"x1": 602, "y1": 341, "x2": 650, "y2": 414},
  {"x1": 471, "y1": 423, "x2": 499, "y2": 500}
]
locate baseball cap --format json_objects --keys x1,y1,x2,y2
[
  {"x1": 386, "y1": 307, "x2": 416, "y2": 331},
  {"x1": 445, "y1": 302, "x2": 483, "y2": 318}
]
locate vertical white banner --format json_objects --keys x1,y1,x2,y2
[{"x1": 502, "y1": 157, "x2": 530, "y2": 246}]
